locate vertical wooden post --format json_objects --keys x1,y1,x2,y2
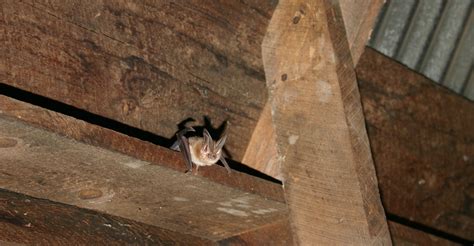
[
  {"x1": 243, "y1": 0, "x2": 384, "y2": 180},
  {"x1": 262, "y1": 0, "x2": 391, "y2": 244}
]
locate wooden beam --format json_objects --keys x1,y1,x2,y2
[
  {"x1": 0, "y1": 0, "x2": 277, "y2": 161},
  {"x1": 388, "y1": 222, "x2": 458, "y2": 246},
  {"x1": 339, "y1": 0, "x2": 385, "y2": 65},
  {"x1": 0, "y1": 114, "x2": 292, "y2": 244},
  {"x1": 261, "y1": 0, "x2": 390, "y2": 244},
  {"x1": 242, "y1": 102, "x2": 282, "y2": 180},
  {"x1": 356, "y1": 47, "x2": 474, "y2": 241},
  {"x1": 0, "y1": 189, "x2": 211, "y2": 245},
  {"x1": 243, "y1": 0, "x2": 385, "y2": 180},
  {"x1": 0, "y1": 94, "x2": 285, "y2": 203}
]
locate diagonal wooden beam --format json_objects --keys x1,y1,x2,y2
[
  {"x1": 261, "y1": 0, "x2": 390, "y2": 244},
  {"x1": 243, "y1": 0, "x2": 385, "y2": 180},
  {"x1": 340, "y1": 0, "x2": 385, "y2": 65},
  {"x1": 357, "y1": 47, "x2": 474, "y2": 242}
]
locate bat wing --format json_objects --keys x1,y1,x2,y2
[
  {"x1": 170, "y1": 140, "x2": 180, "y2": 151},
  {"x1": 174, "y1": 127, "x2": 195, "y2": 172},
  {"x1": 220, "y1": 156, "x2": 232, "y2": 174}
]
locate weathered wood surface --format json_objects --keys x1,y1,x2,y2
[
  {"x1": 262, "y1": 0, "x2": 390, "y2": 244},
  {"x1": 0, "y1": 189, "x2": 211, "y2": 245},
  {"x1": 0, "y1": 0, "x2": 277, "y2": 161},
  {"x1": 340, "y1": 0, "x2": 385, "y2": 64},
  {"x1": 243, "y1": 0, "x2": 385, "y2": 180},
  {"x1": 356, "y1": 48, "x2": 474, "y2": 241},
  {"x1": 0, "y1": 115, "x2": 291, "y2": 244},
  {"x1": 0, "y1": 94, "x2": 285, "y2": 203},
  {"x1": 242, "y1": 102, "x2": 282, "y2": 180},
  {"x1": 388, "y1": 222, "x2": 459, "y2": 246}
]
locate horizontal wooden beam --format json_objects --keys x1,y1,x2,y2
[
  {"x1": 388, "y1": 221, "x2": 458, "y2": 246},
  {"x1": 0, "y1": 94, "x2": 284, "y2": 203},
  {"x1": 0, "y1": 189, "x2": 210, "y2": 245},
  {"x1": 0, "y1": 0, "x2": 276, "y2": 161},
  {"x1": 0, "y1": 114, "x2": 291, "y2": 244},
  {"x1": 356, "y1": 47, "x2": 474, "y2": 241}
]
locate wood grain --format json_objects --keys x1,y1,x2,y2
[
  {"x1": 0, "y1": 0, "x2": 277, "y2": 160},
  {"x1": 243, "y1": 0, "x2": 385, "y2": 180},
  {"x1": 340, "y1": 0, "x2": 385, "y2": 65},
  {"x1": 0, "y1": 95, "x2": 285, "y2": 203},
  {"x1": 0, "y1": 189, "x2": 211, "y2": 245},
  {"x1": 242, "y1": 102, "x2": 281, "y2": 180},
  {"x1": 388, "y1": 222, "x2": 459, "y2": 246},
  {"x1": 262, "y1": 0, "x2": 390, "y2": 244},
  {"x1": 0, "y1": 115, "x2": 291, "y2": 244},
  {"x1": 356, "y1": 48, "x2": 474, "y2": 241}
]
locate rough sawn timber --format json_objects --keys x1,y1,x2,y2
[
  {"x1": 0, "y1": 115, "x2": 292, "y2": 244},
  {"x1": 388, "y1": 221, "x2": 458, "y2": 246},
  {"x1": 356, "y1": 48, "x2": 474, "y2": 241},
  {"x1": 261, "y1": 0, "x2": 390, "y2": 244},
  {"x1": 0, "y1": 189, "x2": 211, "y2": 245},
  {"x1": 243, "y1": 0, "x2": 385, "y2": 180},
  {"x1": 0, "y1": 95, "x2": 285, "y2": 203},
  {"x1": 0, "y1": 0, "x2": 277, "y2": 161}
]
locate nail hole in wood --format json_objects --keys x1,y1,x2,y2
[{"x1": 293, "y1": 15, "x2": 301, "y2": 24}]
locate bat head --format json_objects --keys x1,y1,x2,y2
[{"x1": 200, "y1": 129, "x2": 226, "y2": 163}]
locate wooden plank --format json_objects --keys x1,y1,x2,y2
[
  {"x1": 0, "y1": 94, "x2": 285, "y2": 203},
  {"x1": 261, "y1": 0, "x2": 390, "y2": 244},
  {"x1": 0, "y1": 189, "x2": 211, "y2": 245},
  {"x1": 0, "y1": 115, "x2": 291, "y2": 244},
  {"x1": 356, "y1": 47, "x2": 474, "y2": 241},
  {"x1": 242, "y1": 0, "x2": 384, "y2": 179},
  {"x1": 242, "y1": 102, "x2": 282, "y2": 180},
  {"x1": 388, "y1": 222, "x2": 459, "y2": 246},
  {"x1": 0, "y1": 0, "x2": 277, "y2": 161},
  {"x1": 340, "y1": 0, "x2": 385, "y2": 65},
  {"x1": 217, "y1": 219, "x2": 293, "y2": 245}
]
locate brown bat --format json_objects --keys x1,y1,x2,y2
[{"x1": 171, "y1": 127, "x2": 231, "y2": 174}]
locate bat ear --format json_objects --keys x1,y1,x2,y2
[
  {"x1": 215, "y1": 133, "x2": 227, "y2": 151},
  {"x1": 202, "y1": 129, "x2": 212, "y2": 152}
]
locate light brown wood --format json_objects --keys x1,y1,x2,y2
[
  {"x1": 0, "y1": 115, "x2": 291, "y2": 244},
  {"x1": 0, "y1": 94, "x2": 285, "y2": 203},
  {"x1": 261, "y1": 0, "x2": 390, "y2": 244},
  {"x1": 243, "y1": 0, "x2": 385, "y2": 180},
  {"x1": 0, "y1": 189, "x2": 212, "y2": 245},
  {"x1": 242, "y1": 102, "x2": 281, "y2": 180},
  {"x1": 340, "y1": 0, "x2": 385, "y2": 64}
]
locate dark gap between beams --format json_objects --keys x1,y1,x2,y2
[
  {"x1": 0, "y1": 83, "x2": 281, "y2": 184},
  {"x1": 386, "y1": 213, "x2": 472, "y2": 245}
]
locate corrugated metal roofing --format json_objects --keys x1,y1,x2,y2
[{"x1": 369, "y1": 0, "x2": 473, "y2": 100}]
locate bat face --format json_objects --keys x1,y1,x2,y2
[
  {"x1": 190, "y1": 129, "x2": 226, "y2": 166},
  {"x1": 172, "y1": 127, "x2": 231, "y2": 173}
]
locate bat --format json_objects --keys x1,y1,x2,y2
[{"x1": 171, "y1": 127, "x2": 231, "y2": 174}]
